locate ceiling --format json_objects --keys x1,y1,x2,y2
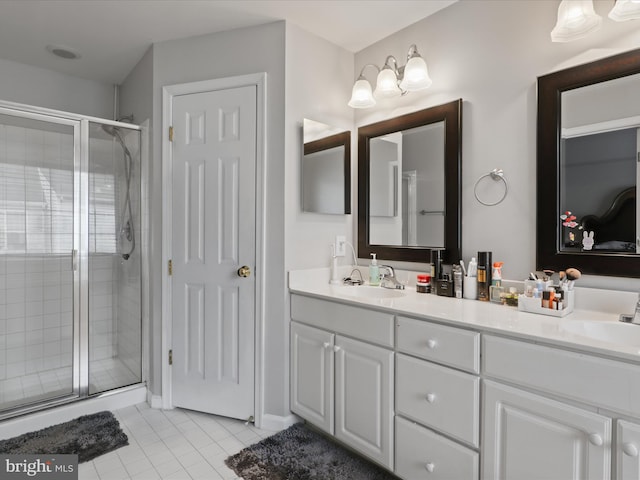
[{"x1": 0, "y1": 0, "x2": 457, "y2": 85}]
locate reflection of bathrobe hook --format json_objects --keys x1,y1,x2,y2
[{"x1": 474, "y1": 168, "x2": 508, "y2": 206}]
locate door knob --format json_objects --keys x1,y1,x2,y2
[
  {"x1": 237, "y1": 266, "x2": 251, "y2": 278},
  {"x1": 623, "y1": 443, "x2": 639, "y2": 457},
  {"x1": 588, "y1": 433, "x2": 603, "y2": 446}
]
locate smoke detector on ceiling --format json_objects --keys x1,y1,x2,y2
[{"x1": 46, "y1": 44, "x2": 81, "y2": 60}]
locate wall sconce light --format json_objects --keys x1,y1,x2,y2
[
  {"x1": 551, "y1": 0, "x2": 640, "y2": 42},
  {"x1": 348, "y1": 44, "x2": 432, "y2": 109}
]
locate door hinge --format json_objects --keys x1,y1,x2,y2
[
  {"x1": 168, "y1": 349, "x2": 173, "y2": 365},
  {"x1": 169, "y1": 126, "x2": 174, "y2": 142},
  {"x1": 168, "y1": 259, "x2": 173, "y2": 276}
]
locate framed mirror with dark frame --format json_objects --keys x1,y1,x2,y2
[
  {"x1": 358, "y1": 99, "x2": 462, "y2": 263},
  {"x1": 537, "y1": 48, "x2": 640, "y2": 278},
  {"x1": 302, "y1": 119, "x2": 351, "y2": 215}
]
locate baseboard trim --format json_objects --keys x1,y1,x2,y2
[
  {"x1": 147, "y1": 391, "x2": 163, "y2": 409},
  {"x1": 259, "y1": 413, "x2": 300, "y2": 432}
]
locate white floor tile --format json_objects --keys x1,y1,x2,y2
[{"x1": 82, "y1": 402, "x2": 278, "y2": 480}]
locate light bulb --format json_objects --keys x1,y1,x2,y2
[
  {"x1": 551, "y1": 0, "x2": 602, "y2": 42},
  {"x1": 348, "y1": 77, "x2": 376, "y2": 108},
  {"x1": 375, "y1": 67, "x2": 401, "y2": 98},
  {"x1": 609, "y1": 0, "x2": 640, "y2": 21},
  {"x1": 399, "y1": 55, "x2": 432, "y2": 91}
]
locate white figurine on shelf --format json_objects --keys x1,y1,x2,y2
[{"x1": 582, "y1": 230, "x2": 594, "y2": 251}]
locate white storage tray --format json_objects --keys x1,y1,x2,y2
[{"x1": 517, "y1": 290, "x2": 574, "y2": 317}]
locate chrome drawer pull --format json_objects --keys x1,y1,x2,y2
[
  {"x1": 425, "y1": 462, "x2": 435, "y2": 473},
  {"x1": 323, "y1": 342, "x2": 331, "y2": 349},
  {"x1": 425, "y1": 393, "x2": 436, "y2": 403},
  {"x1": 623, "y1": 443, "x2": 639, "y2": 457},
  {"x1": 426, "y1": 339, "x2": 437, "y2": 349}
]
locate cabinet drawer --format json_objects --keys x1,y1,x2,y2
[
  {"x1": 483, "y1": 335, "x2": 640, "y2": 418},
  {"x1": 396, "y1": 354, "x2": 479, "y2": 446},
  {"x1": 395, "y1": 416, "x2": 479, "y2": 480},
  {"x1": 396, "y1": 316, "x2": 480, "y2": 373},
  {"x1": 291, "y1": 294, "x2": 394, "y2": 347}
]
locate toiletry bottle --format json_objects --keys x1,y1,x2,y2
[
  {"x1": 453, "y1": 264, "x2": 463, "y2": 299},
  {"x1": 491, "y1": 261, "x2": 503, "y2": 287},
  {"x1": 369, "y1": 253, "x2": 380, "y2": 286},
  {"x1": 430, "y1": 249, "x2": 445, "y2": 293},
  {"x1": 477, "y1": 251, "x2": 492, "y2": 301}
]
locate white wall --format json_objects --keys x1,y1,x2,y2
[
  {"x1": 0, "y1": 57, "x2": 113, "y2": 118},
  {"x1": 150, "y1": 22, "x2": 287, "y2": 416},
  {"x1": 354, "y1": 0, "x2": 640, "y2": 290},
  {"x1": 284, "y1": 23, "x2": 355, "y2": 272}
]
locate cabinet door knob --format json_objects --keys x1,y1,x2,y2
[
  {"x1": 623, "y1": 443, "x2": 639, "y2": 457},
  {"x1": 424, "y1": 462, "x2": 435, "y2": 473},
  {"x1": 426, "y1": 339, "x2": 437, "y2": 349},
  {"x1": 588, "y1": 433, "x2": 603, "y2": 446},
  {"x1": 426, "y1": 393, "x2": 436, "y2": 403},
  {"x1": 323, "y1": 342, "x2": 331, "y2": 349},
  {"x1": 333, "y1": 345, "x2": 342, "y2": 353}
]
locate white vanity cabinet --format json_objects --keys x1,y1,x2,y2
[
  {"x1": 395, "y1": 315, "x2": 480, "y2": 480},
  {"x1": 618, "y1": 420, "x2": 640, "y2": 480},
  {"x1": 290, "y1": 295, "x2": 395, "y2": 470},
  {"x1": 483, "y1": 334, "x2": 640, "y2": 480}
]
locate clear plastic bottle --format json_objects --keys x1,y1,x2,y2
[{"x1": 369, "y1": 253, "x2": 380, "y2": 286}]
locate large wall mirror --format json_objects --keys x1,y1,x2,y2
[
  {"x1": 302, "y1": 119, "x2": 350, "y2": 214},
  {"x1": 537, "y1": 48, "x2": 640, "y2": 277},
  {"x1": 358, "y1": 99, "x2": 462, "y2": 262}
]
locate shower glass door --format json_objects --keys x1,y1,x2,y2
[{"x1": 0, "y1": 108, "x2": 79, "y2": 411}]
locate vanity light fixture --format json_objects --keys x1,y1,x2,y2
[
  {"x1": 551, "y1": 0, "x2": 602, "y2": 42},
  {"x1": 608, "y1": 0, "x2": 640, "y2": 21},
  {"x1": 551, "y1": 0, "x2": 640, "y2": 42},
  {"x1": 348, "y1": 44, "x2": 432, "y2": 109}
]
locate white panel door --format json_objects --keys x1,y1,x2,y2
[
  {"x1": 618, "y1": 420, "x2": 640, "y2": 480},
  {"x1": 171, "y1": 85, "x2": 256, "y2": 420},
  {"x1": 483, "y1": 380, "x2": 611, "y2": 480},
  {"x1": 335, "y1": 335, "x2": 394, "y2": 470},
  {"x1": 290, "y1": 322, "x2": 335, "y2": 434}
]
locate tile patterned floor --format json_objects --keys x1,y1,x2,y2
[{"x1": 78, "y1": 403, "x2": 278, "y2": 480}]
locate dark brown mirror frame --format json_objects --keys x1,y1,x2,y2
[
  {"x1": 537, "y1": 47, "x2": 640, "y2": 278},
  {"x1": 303, "y1": 131, "x2": 351, "y2": 214},
  {"x1": 358, "y1": 99, "x2": 462, "y2": 263}
]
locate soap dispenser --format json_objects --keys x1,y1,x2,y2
[{"x1": 369, "y1": 253, "x2": 380, "y2": 286}]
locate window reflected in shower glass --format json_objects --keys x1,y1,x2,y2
[
  {"x1": 88, "y1": 122, "x2": 142, "y2": 395},
  {"x1": 0, "y1": 112, "x2": 75, "y2": 411}
]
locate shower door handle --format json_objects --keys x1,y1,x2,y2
[{"x1": 72, "y1": 249, "x2": 78, "y2": 271}]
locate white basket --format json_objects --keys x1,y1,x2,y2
[{"x1": 517, "y1": 290, "x2": 574, "y2": 317}]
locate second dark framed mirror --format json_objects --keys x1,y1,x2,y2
[{"x1": 358, "y1": 99, "x2": 462, "y2": 262}]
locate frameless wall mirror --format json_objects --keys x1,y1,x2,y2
[
  {"x1": 358, "y1": 100, "x2": 462, "y2": 262},
  {"x1": 302, "y1": 119, "x2": 351, "y2": 214},
  {"x1": 537, "y1": 48, "x2": 640, "y2": 277}
]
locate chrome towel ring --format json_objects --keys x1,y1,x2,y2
[{"x1": 474, "y1": 168, "x2": 508, "y2": 206}]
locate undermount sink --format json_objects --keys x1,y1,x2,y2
[
  {"x1": 559, "y1": 319, "x2": 640, "y2": 347},
  {"x1": 336, "y1": 285, "x2": 406, "y2": 299}
]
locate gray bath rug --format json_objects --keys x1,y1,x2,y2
[
  {"x1": 225, "y1": 422, "x2": 398, "y2": 480},
  {"x1": 0, "y1": 411, "x2": 128, "y2": 463}
]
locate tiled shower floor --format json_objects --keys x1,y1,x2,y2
[
  {"x1": 0, "y1": 357, "x2": 139, "y2": 411},
  {"x1": 78, "y1": 403, "x2": 277, "y2": 480}
]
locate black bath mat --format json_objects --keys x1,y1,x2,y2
[
  {"x1": 0, "y1": 411, "x2": 128, "y2": 463},
  {"x1": 225, "y1": 422, "x2": 398, "y2": 480}
]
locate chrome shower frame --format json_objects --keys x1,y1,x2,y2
[{"x1": 0, "y1": 100, "x2": 145, "y2": 420}]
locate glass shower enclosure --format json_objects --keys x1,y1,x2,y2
[{"x1": 0, "y1": 102, "x2": 143, "y2": 417}]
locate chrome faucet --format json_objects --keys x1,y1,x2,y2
[
  {"x1": 619, "y1": 291, "x2": 640, "y2": 325},
  {"x1": 379, "y1": 265, "x2": 405, "y2": 290}
]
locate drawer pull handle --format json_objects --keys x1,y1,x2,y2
[
  {"x1": 425, "y1": 462, "x2": 435, "y2": 473},
  {"x1": 623, "y1": 443, "x2": 639, "y2": 457},
  {"x1": 588, "y1": 433, "x2": 603, "y2": 446},
  {"x1": 323, "y1": 342, "x2": 331, "y2": 349},
  {"x1": 425, "y1": 393, "x2": 436, "y2": 403},
  {"x1": 333, "y1": 345, "x2": 342, "y2": 353},
  {"x1": 426, "y1": 339, "x2": 437, "y2": 349}
]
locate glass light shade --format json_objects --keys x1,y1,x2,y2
[
  {"x1": 551, "y1": 0, "x2": 602, "y2": 42},
  {"x1": 348, "y1": 77, "x2": 376, "y2": 108},
  {"x1": 375, "y1": 67, "x2": 401, "y2": 98},
  {"x1": 609, "y1": 0, "x2": 640, "y2": 21},
  {"x1": 399, "y1": 55, "x2": 432, "y2": 91}
]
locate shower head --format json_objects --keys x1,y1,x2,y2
[{"x1": 101, "y1": 124, "x2": 118, "y2": 137}]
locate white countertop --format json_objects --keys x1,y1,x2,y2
[{"x1": 289, "y1": 267, "x2": 640, "y2": 363}]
